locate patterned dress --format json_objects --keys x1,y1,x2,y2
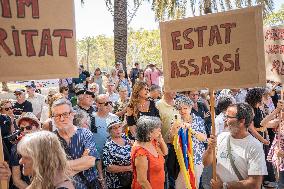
[
  {"x1": 267, "y1": 125, "x2": 284, "y2": 171},
  {"x1": 102, "y1": 134, "x2": 132, "y2": 188},
  {"x1": 191, "y1": 114, "x2": 206, "y2": 165}
]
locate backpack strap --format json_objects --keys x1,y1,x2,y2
[{"x1": 227, "y1": 136, "x2": 244, "y2": 180}]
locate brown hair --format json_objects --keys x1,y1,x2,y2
[{"x1": 128, "y1": 81, "x2": 148, "y2": 117}]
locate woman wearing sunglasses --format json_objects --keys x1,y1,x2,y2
[
  {"x1": 10, "y1": 112, "x2": 40, "y2": 189},
  {"x1": 0, "y1": 99, "x2": 17, "y2": 153}
]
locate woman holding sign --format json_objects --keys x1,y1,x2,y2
[
  {"x1": 169, "y1": 95, "x2": 207, "y2": 188},
  {"x1": 245, "y1": 88, "x2": 276, "y2": 187},
  {"x1": 261, "y1": 100, "x2": 284, "y2": 188}
]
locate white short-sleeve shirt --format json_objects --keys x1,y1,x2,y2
[{"x1": 216, "y1": 132, "x2": 267, "y2": 183}]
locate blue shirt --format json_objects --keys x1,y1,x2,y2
[
  {"x1": 92, "y1": 113, "x2": 118, "y2": 156},
  {"x1": 55, "y1": 127, "x2": 99, "y2": 189}
]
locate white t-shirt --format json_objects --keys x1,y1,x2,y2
[
  {"x1": 216, "y1": 132, "x2": 267, "y2": 183},
  {"x1": 215, "y1": 112, "x2": 226, "y2": 135},
  {"x1": 26, "y1": 93, "x2": 45, "y2": 119},
  {"x1": 107, "y1": 92, "x2": 119, "y2": 104}
]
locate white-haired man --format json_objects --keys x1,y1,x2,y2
[{"x1": 51, "y1": 99, "x2": 104, "y2": 189}]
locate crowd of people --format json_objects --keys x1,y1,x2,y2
[{"x1": 0, "y1": 62, "x2": 284, "y2": 189}]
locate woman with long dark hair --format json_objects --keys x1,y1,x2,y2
[
  {"x1": 246, "y1": 88, "x2": 275, "y2": 188},
  {"x1": 126, "y1": 81, "x2": 160, "y2": 138}
]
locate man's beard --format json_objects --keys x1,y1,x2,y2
[{"x1": 227, "y1": 122, "x2": 240, "y2": 135}]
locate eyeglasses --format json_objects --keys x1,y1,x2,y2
[
  {"x1": 52, "y1": 112, "x2": 71, "y2": 120},
  {"x1": 20, "y1": 125, "x2": 33, "y2": 131},
  {"x1": 98, "y1": 101, "x2": 113, "y2": 106},
  {"x1": 224, "y1": 114, "x2": 237, "y2": 119},
  {"x1": 4, "y1": 107, "x2": 13, "y2": 111}
]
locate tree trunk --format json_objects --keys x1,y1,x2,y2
[{"x1": 114, "y1": 0, "x2": 128, "y2": 73}]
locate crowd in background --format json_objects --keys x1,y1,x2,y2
[{"x1": 0, "y1": 61, "x2": 284, "y2": 189}]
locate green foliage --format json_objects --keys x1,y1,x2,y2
[
  {"x1": 148, "y1": 0, "x2": 274, "y2": 20},
  {"x1": 77, "y1": 35, "x2": 115, "y2": 71},
  {"x1": 127, "y1": 28, "x2": 162, "y2": 68},
  {"x1": 264, "y1": 4, "x2": 284, "y2": 26},
  {"x1": 76, "y1": 29, "x2": 162, "y2": 71}
]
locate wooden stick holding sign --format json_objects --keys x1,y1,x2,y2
[
  {"x1": 277, "y1": 86, "x2": 284, "y2": 180},
  {"x1": 0, "y1": 129, "x2": 8, "y2": 189},
  {"x1": 209, "y1": 89, "x2": 217, "y2": 180}
]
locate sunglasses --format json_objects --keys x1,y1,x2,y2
[
  {"x1": 20, "y1": 125, "x2": 33, "y2": 131},
  {"x1": 15, "y1": 93, "x2": 22, "y2": 96},
  {"x1": 4, "y1": 107, "x2": 13, "y2": 111},
  {"x1": 99, "y1": 101, "x2": 113, "y2": 106}
]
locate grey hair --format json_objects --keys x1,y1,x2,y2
[
  {"x1": 175, "y1": 95, "x2": 193, "y2": 110},
  {"x1": 51, "y1": 98, "x2": 74, "y2": 114},
  {"x1": 136, "y1": 116, "x2": 161, "y2": 142},
  {"x1": 73, "y1": 111, "x2": 90, "y2": 127}
]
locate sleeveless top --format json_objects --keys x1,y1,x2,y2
[
  {"x1": 131, "y1": 142, "x2": 165, "y2": 189},
  {"x1": 127, "y1": 100, "x2": 160, "y2": 126}
]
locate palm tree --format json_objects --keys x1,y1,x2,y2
[{"x1": 113, "y1": 0, "x2": 128, "y2": 72}]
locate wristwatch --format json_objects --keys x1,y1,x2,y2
[{"x1": 223, "y1": 182, "x2": 228, "y2": 189}]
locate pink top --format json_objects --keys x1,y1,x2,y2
[{"x1": 144, "y1": 68, "x2": 161, "y2": 86}]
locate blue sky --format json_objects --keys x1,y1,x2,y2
[{"x1": 74, "y1": 0, "x2": 283, "y2": 40}]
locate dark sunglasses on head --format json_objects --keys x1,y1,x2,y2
[
  {"x1": 4, "y1": 107, "x2": 13, "y2": 111},
  {"x1": 99, "y1": 101, "x2": 113, "y2": 106},
  {"x1": 20, "y1": 125, "x2": 33, "y2": 131}
]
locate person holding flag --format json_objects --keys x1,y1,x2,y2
[{"x1": 168, "y1": 95, "x2": 207, "y2": 189}]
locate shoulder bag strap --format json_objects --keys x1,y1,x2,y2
[{"x1": 227, "y1": 136, "x2": 244, "y2": 181}]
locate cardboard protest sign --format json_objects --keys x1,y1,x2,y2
[
  {"x1": 264, "y1": 26, "x2": 284, "y2": 83},
  {"x1": 0, "y1": 0, "x2": 78, "y2": 81},
  {"x1": 160, "y1": 6, "x2": 266, "y2": 92}
]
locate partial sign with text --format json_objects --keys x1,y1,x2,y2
[
  {"x1": 0, "y1": 0, "x2": 78, "y2": 81},
  {"x1": 264, "y1": 26, "x2": 284, "y2": 83},
  {"x1": 160, "y1": 6, "x2": 266, "y2": 91}
]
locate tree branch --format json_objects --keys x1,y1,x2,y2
[
  {"x1": 127, "y1": 0, "x2": 144, "y2": 25},
  {"x1": 105, "y1": 0, "x2": 114, "y2": 16}
]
